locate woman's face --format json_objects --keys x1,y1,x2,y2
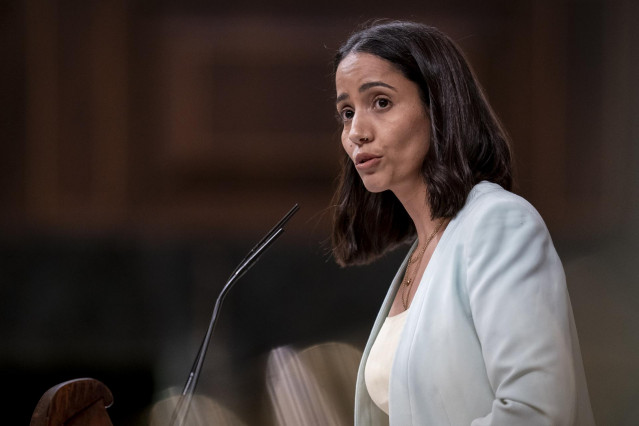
[{"x1": 335, "y1": 52, "x2": 431, "y2": 196}]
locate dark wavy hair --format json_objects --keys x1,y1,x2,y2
[{"x1": 331, "y1": 21, "x2": 513, "y2": 266}]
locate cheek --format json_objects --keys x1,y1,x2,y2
[
  {"x1": 340, "y1": 132, "x2": 351, "y2": 154},
  {"x1": 408, "y1": 117, "x2": 431, "y2": 158}
]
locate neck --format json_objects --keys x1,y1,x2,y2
[{"x1": 393, "y1": 181, "x2": 440, "y2": 245}]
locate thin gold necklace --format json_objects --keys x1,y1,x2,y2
[{"x1": 401, "y1": 218, "x2": 447, "y2": 310}]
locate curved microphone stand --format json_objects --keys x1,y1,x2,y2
[{"x1": 169, "y1": 204, "x2": 300, "y2": 426}]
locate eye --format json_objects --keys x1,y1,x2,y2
[
  {"x1": 374, "y1": 97, "x2": 391, "y2": 109},
  {"x1": 339, "y1": 108, "x2": 354, "y2": 122}
]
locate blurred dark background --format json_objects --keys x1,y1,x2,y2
[{"x1": 1, "y1": 0, "x2": 638, "y2": 424}]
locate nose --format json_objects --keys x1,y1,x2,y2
[{"x1": 348, "y1": 112, "x2": 373, "y2": 145}]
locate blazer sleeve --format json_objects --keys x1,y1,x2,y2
[{"x1": 464, "y1": 195, "x2": 579, "y2": 426}]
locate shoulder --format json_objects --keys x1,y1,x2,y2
[
  {"x1": 463, "y1": 181, "x2": 539, "y2": 216},
  {"x1": 449, "y1": 181, "x2": 554, "y2": 256},
  {"x1": 453, "y1": 182, "x2": 564, "y2": 297},
  {"x1": 457, "y1": 181, "x2": 545, "y2": 229}
]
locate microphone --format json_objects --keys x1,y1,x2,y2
[{"x1": 169, "y1": 204, "x2": 300, "y2": 426}]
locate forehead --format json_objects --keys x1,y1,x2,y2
[{"x1": 335, "y1": 52, "x2": 402, "y2": 91}]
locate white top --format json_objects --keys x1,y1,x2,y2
[{"x1": 364, "y1": 309, "x2": 409, "y2": 414}]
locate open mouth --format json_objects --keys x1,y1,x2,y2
[{"x1": 355, "y1": 153, "x2": 381, "y2": 165}]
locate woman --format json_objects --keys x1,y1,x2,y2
[{"x1": 331, "y1": 21, "x2": 595, "y2": 425}]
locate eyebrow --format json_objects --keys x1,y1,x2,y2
[{"x1": 335, "y1": 81, "x2": 397, "y2": 104}]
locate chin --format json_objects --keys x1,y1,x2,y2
[{"x1": 360, "y1": 179, "x2": 387, "y2": 194}]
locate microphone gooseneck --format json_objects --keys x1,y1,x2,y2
[{"x1": 169, "y1": 204, "x2": 300, "y2": 426}]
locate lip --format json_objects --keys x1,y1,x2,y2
[{"x1": 354, "y1": 153, "x2": 382, "y2": 170}]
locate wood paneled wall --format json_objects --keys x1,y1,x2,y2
[{"x1": 5, "y1": 0, "x2": 634, "y2": 242}]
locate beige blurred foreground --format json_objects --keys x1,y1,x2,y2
[
  {"x1": 267, "y1": 342, "x2": 361, "y2": 426},
  {"x1": 150, "y1": 342, "x2": 361, "y2": 425}
]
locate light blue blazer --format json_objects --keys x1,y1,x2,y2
[{"x1": 354, "y1": 182, "x2": 595, "y2": 425}]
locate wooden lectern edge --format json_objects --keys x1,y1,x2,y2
[{"x1": 30, "y1": 377, "x2": 114, "y2": 426}]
